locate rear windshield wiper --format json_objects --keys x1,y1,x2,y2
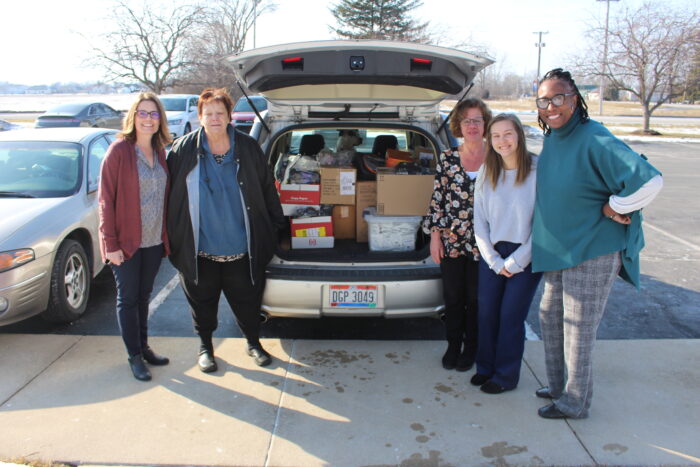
[{"x1": 0, "y1": 191, "x2": 36, "y2": 198}]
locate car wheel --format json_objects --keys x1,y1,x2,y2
[
  {"x1": 184, "y1": 123, "x2": 191, "y2": 135},
  {"x1": 42, "y1": 240, "x2": 91, "y2": 323}
]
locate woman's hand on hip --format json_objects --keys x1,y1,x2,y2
[
  {"x1": 602, "y1": 202, "x2": 631, "y2": 225},
  {"x1": 430, "y1": 231, "x2": 445, "y2": 265},
  {"x1": 106, "y1": 249, "x2": 125, "y2": 266}
]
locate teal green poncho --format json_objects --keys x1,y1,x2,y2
[{"x1": 532, "y1": 110, "x2": 661, "y2": 288}]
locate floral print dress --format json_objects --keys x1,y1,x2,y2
[{"x1": 423, "y1": 149, "x2": 480, "y2": 260}]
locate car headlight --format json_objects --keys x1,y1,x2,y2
[
  {"x1": 0, "y1": 249, "x2": 35, "y2": 273},
  {"x1": 168, "y1": 119, "x2": 183, "y2": 125}
]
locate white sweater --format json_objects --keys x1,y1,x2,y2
[{"x1": 474, "y1": 158, "x2": 537, "y2": 274}]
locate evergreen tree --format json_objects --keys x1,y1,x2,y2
[{"x1": 330, "y1": 0, "x2": 429, "y2": 42}]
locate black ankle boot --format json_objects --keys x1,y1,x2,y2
[
  {"x1": 143, "y1": 347, "x2": 169, "y2": 366},
  {"x1": 128, "y1": 355, "x2": 152, "y2": 381},
  {"x1": 441, "y1": 342, "x2": 460, "y2": 370},
  {"x1": 455, "y1": 349, "x2": 475, "y2": 372}
]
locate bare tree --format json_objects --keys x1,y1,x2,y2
[
  {"x1": 90, "y1": 1, "x2": 206, "y2": 93},
  {"x1": 573, "y1": 2, "x2": 698, "y2": 133},
  {"x1": 186, "y1": 0, "x2": 277, "y2": 91}
]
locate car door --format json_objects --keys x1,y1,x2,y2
[
  {"x1": 103, "y1": 104, "x2": 123, "y2": 129},
  {"x1": 84, "y1": 133, "x2": 113, "y2": 274},
  {"x1": 87, "y1": 105, "x2": 101, "y2": 127}
]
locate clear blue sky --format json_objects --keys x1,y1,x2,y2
[{"x1": 1, "y1": 0, "x2": 696, "y2": 86}]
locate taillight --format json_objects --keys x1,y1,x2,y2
[
  {"x1": 282, "y1": 56, "x2": 304, "y2": 70},
  {"x1": 410, "y1": 57, "x2": 432, "y2": 71}
]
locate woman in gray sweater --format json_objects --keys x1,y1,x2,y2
[{"x1": 471, "y1": 113, "x2": 542, "y2": 394}]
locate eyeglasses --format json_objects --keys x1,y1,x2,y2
[
  {"x1": 136, "y1": 110, "x2": 161, "y2": 119},
  {"x1": 535, "y1": 93, "x2": 575, "y2": 109},
  {"x1": 460, "y1": 118, "x2": 484, "y2": 126}
]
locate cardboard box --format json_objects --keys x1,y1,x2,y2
[
  {"x1": 376, "y1": 173, "x2": 434, "y2": 216},
  {"x1": 291, "y1": 216, "x2": 333, "y2": 237},
  {"x1": 279, "y1": 183, "x2": 321, "y2": 215},
  {"x1": 355, "y1": 181, "x2": 377, "y2": 242},
  {"x1": 332, "y1": 205, "x2": 356, "y2": 240},
  {"x1": 320, "y1": 167, "x2": 356, "y2": 205},
  {"x1": 292, "y1": 236, "x2": 335, "y2": 249},
  {"x1": 279, "y1": 183, "x2": 321, "y2": 204}
]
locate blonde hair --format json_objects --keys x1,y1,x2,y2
[
  {"x1": 119, "y1": 91, "x2": 172, "y2": 150},
  {"x1": 484, "y1": 113, "x2": 532, "y2": 187}
]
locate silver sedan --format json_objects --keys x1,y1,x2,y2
[{"x1": 0, "y1": 128, "x2": 117, "y2": 326}]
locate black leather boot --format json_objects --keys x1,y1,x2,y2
[
  {"x1": 441, "y1": 341, "x2": 460, "y2": 370},
  {"x1": 143, "y1": 347, "x2": 169, "y2": 366},
  {"x1": 128, "y1": 355, "x2": 152, "y2": 381}
]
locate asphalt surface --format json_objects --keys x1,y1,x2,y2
[{"x1": 0, "y1": 140, "x2": 698, "y2": 342}]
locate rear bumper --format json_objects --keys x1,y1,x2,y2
[{"x1": 261, "y1": 273, "x2": 444, "y2": 319}]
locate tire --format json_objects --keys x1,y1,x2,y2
[
  {"x1": 42, "y1": 240, "x2": 91, "y2": 323},
  {"x1": 184, "y1": 123, "x2": 191, "y2": 135}
]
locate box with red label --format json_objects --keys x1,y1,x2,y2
[
  {"x1": 279, "y1": 184, "x2": 321, "y2": 215},
  {"x1": 291, "y1": 236, "x2": 335, "y2": 249},
  {"x1": 290, "y1": 216, "x2": 333, "y2": 237}
]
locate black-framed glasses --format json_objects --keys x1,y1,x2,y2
[
  {"x1": 136, "y1": 110, "x2": 161, "y2": 119},
  {"x1": 535, "y1": 93, "x2": 575, "y2": 109}
]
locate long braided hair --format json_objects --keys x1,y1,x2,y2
[{"x1": 537, "y1": 68, "x2": 589, "y2": 135}]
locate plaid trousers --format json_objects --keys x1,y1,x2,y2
[{"x1": 538, "y1": 251, "x2": 621, "y2": 418}]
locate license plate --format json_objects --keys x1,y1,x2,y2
[{"x1": 328, "y1": 285, "x2": 378, "y2": 307}]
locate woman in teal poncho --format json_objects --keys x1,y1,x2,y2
[{"x1": 532, "y1": 69, "x2": 663, "y2": 419}]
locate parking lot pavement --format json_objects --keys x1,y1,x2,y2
[{"x1": 1, "y1": 334, "x2": 699, "y2": 466}]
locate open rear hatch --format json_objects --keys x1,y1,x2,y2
[{"x1": 228, "y1": 40, "x2": 494, "y2": 108}]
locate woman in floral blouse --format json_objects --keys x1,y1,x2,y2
[{"x1": 423, "y1": 98, "x2": 492, "y2": 371}]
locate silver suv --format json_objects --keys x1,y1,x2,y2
[{"x1": 229, "y1": 40, "x2": 492, "y2": 319}]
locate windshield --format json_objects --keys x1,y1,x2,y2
[
  {"x1": 160, "y1": 98, "x2": 187, "y2": 112},
  {"x1": 0, "y1": 142, "x2": 82, "y2": 197},
  {"x1": 46, "y1": 104, "x2": 86, "y2": 114},
  {"x1": 234, "y1": 98, "x2": 267, "y2": 112}
]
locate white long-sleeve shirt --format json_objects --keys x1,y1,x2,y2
[
  {"x1": 609, "y1": 174, "x2": 663, "y2": 213},
  {"x1": 474, "y1": 159, "x2": 538, "y2": 274}
]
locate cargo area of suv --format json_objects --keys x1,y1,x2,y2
[{"x1": 229, "y1": 40, "x2": 493, "y2": 319}]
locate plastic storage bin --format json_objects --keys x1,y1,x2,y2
[{"x1": 364, "y1": 208, "x2": 422, "y2": 252}]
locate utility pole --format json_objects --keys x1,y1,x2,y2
[
  {"x1": 533, "y1": 31, "x2": 549, "y2": 81},
  {"x1": 597, "y1": 0, "x2": 619, "y2": 115}
]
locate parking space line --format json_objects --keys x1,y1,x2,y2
[
  {"x1": 148, "y1": 273, "x2": 180, "y2": 318},
  {"x1": 645, "y1": 222, "x2": 700, "y2": 252}
]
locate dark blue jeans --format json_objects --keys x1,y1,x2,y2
[
  {"x1": 476, "y1": 241, "x2": 542, "y2": 389},
  {"x1": 110, "y1": 244, "x2": 164, "y2": 357}
]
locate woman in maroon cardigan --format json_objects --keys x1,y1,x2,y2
[{"x1": 98, "y1": 92, "x2": 172, "y2": 381}]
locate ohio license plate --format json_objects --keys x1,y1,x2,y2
[{"x1": 328, "y1": 285, "x2": 378, "y2": 307}]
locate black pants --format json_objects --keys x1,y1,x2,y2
[
  {"x1": 179, "y1": 255, "x2": 264, "y2": 349},
  {"x1": 110, "y1": 244, "x2": 164, "y2": 357},
  {"x1": 440, "y1": 254, "x2": 479, "y2": 355}
]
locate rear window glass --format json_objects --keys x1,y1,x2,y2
[
  {"x1": 234, "y1": 98, "x2": 268, "y2": 112},
  {"x1": 160, "y1": 98, "x2": 187, "y2": 112},
  {"x1": 0, "y1": 142, "x2": 82, "y2": 197}
]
